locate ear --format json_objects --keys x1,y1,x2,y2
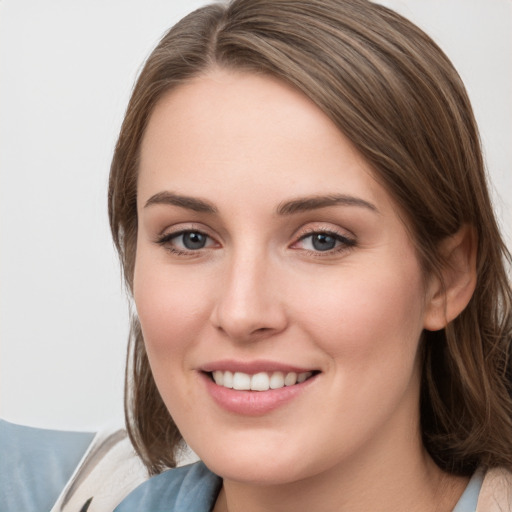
[{"x1": 423, "y1": 225, "x2": 477, "y2": 331}]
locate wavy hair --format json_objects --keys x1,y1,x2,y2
[{"x1": 108, "y1": 0, "x2": 512, "y2": 475}]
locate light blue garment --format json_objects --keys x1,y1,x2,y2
[
  {"x1": 116, "y1": 462, "x2": 482, "y2": 512},
  {"x1": 0, "y1": 420, "x2": 94, "y2": 512},
  {"x1": 452, "y1": 468, "x2": 484, "y2": 512},
  {"x1": 114, "y1": 461, "x2": 222, "y2": 512},
  {"x1": 0, "y1": 420, "x2": 482, "y2": 511}
]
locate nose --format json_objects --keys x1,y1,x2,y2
[{"x1": 209, "y1": 249, "x2": 288, "y2": 343}]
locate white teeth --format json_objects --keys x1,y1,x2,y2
[
  {"x1": 251, "y1": 372, "x2": 270, "y2": 391},
  {"x1": 297, "y1": 371, "x2": 312, "y2": 383},
  {"x1": 212, "y1": 370, "x2": 224, "y2": 386},
  {"x1": 233, "y1": 372, "x2": 251, "y2": 390},
  {"x1": 269, "y1": 371, "x2": 284, "y2": 389},
  {"x1": 211, "y1": 370, "x2": 314, "y2": 391},
  {"x1": 284, "y1": 372, "x2": 297, "y2": 386},
  {"x1": 223, "y1": 371, "x2": 234, "y2": 388}
]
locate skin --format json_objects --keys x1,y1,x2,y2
[{"x1": 134, "y1": 69, "x2": 469, "y2": 511}]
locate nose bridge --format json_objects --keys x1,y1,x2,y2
[{"x1": 211, "y1": 240, "x2": 286, "y2": 341}]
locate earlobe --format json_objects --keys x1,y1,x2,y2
[{"x1": 423, "y1": 225, "x2": 477, "y2": 331}]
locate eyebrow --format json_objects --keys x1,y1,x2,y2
[
  {"x1": 144, "y1": 191, "x2": 218, "y2": 213},
  {"x1": 144, "y1": 191, "x2": 378, "y2": 216},
  {"x1": 276, "y1": 194, "x2": 379, "y2": 215}
]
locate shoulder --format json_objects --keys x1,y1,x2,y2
[
  {"x1": 51, "y1": 427, "x2": 149, "y2": 511},
  {"x1": 477, "y1": 466, "x2": 512, "y2": 512},
  {"x1": 115, "y1": 461, "x2": 222, "y2": 512},
  {"x1": 0, "y1": 419, "x2": 95, "y2": 512}
]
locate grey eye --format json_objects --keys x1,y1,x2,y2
[
  {"x1": 311, "y1": 233, "x2": 338, "y2": 251},
  {"x1": 181, "y1": 231, "x2": 208, "y2": 250}
]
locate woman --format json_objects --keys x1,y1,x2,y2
[{"x1": 2, "y1": 0, "x2": 511, "y2": 510}]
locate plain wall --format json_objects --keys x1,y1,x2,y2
[{"x1": 1, "y1": 0, "x2": 511, "y2": 431}]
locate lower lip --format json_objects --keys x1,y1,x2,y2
[{"x1": 201, "y1": 372, "x2": 317, "y2": 416}]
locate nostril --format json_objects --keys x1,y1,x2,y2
[{"x1": 254, "y1": 326, "x2": 271, "y2": 334}]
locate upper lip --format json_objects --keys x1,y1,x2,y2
[{"x1": 200, "y1": 359, "x2": 318, "y2": 375}]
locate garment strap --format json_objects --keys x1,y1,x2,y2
[{"x1": 50, "y1": 428, "x2": 148, "y2": 512}]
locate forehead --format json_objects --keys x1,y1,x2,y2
[{"x1": 137, "y1": 68, "x2": 390, "y2": 215}]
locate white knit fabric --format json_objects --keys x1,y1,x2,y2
[{"x1": 50, "y1": 428, "x2": 149, "y2": 512}]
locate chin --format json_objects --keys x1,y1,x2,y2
[
  {"x1": 189, "y1": 433, "x2": 327, "y2": 485},
  {"x1": 204, "y1": 454, "x2": 309, "y2": 485}
]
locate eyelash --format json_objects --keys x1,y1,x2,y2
[
  {"x1": 155, "y1": 229, "x2": 215, "y2": 256},
  {"x1": 154, "y1": 228, "x2": 356, "y2": 257},
  {"x1": 293, "y1": 228, "x2": 356, "y2": 256}
]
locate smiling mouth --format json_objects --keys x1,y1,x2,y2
[{"x1": 207, "y1": 370, "x2": 319, "y2": 391}]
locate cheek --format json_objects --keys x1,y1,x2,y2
[
  {"x1": 288, "y1": 260, "x2": 426, "y2": 451},
  {"x1": 133, "y1": 250, "x2": 212, "y2": 365},
  {"x1": 293, "y1": 259, "x2": 426, "y2": 367}
]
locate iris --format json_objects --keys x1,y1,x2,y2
[
  {"x1": 181, "y1": 232, "x2": 207, "y2": 250},
  {"x1": 311, "y1": 233, "x2": 337, "y2": 251}
]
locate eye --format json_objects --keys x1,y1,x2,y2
[
  {"x1": 293, "y1": 230, "x2": 356, "y2": 254},
  {"x1": 177, "y1": 231, "x2": 209, "y2": 250},
  {"x1": 156, "y1": 229, "x2": 217, "y2": 254}
]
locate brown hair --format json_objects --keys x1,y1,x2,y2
[{"x1": 109, "y1": 0, "x2": 512, "y2": 475}]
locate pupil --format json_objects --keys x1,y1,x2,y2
[
  {"x1": 312, "y1": 233, "x2": 336, "y2": 251},
  {"x1": 183, "y1": 232, "x2": 206, "y2": 250}
]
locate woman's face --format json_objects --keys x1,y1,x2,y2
[{"x1": 134, "y1": 69, "x2": 434, "y2": 484}]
